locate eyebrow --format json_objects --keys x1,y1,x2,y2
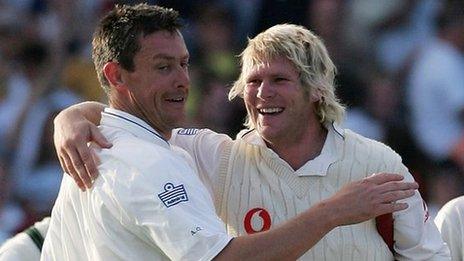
[
  {"x1": 246, "y1": 72, "x2": 292, "y2": 80},
  {"x1": 152, "y1": 53, "x2": 190, "y2": 61}
]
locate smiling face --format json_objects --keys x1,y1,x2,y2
[
  {"x1": 244, "y1": 56, "x2": 318, "y2": 145},
  {"x1": 118, "y1": 30, "x2": 190, "y2": 138}
]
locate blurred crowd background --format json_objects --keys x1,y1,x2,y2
[{"x1": 0, "y1": 0, "x2": 464, "y2": 243}]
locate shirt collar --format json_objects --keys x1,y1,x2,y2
[
  {"x1": 101, "y1": 107, "x2": 170, "y2": 149},
  {"x1": 237, "y1": 122, "x2": 345, "y2": 176}
]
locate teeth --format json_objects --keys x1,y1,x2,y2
[
  {"x1": 258, "y1": 108, "x2": 283, "y2": 114},
  {"x1": 167, "y1": 98, "x2": 184, "y2": 102}
]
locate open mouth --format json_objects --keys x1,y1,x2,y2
[
  {"x1": 165, "y1": 97, "x2": 185, "y2": 103},
  {"x1": 258, "y1": 107, "x2": 284, "y2": 115}
]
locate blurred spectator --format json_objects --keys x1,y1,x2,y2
[
  {"x1": 192, "y1": 72, "x2": 246, "y2": 136},
  {"x1": 0, "y1": 57, "x2": 30, "y2": 158},
  {"x1": 224, "y1": 0, "x2": 260, "y2": 44},
  {"x1": 253, "y1": 0, "x2": 310, "y2": 37},
  {"x1": 306, "y1": 0, "x2": 347, "y2": 65},
  {"x1": 406, "y1": 0, "x2": 464, "y2": 212},
  {"x1": 62, "y1": 50, "x2": 105, "y2": 102},
  {"x1": 407, "y1": 0, "x2": 464, "y2": 167},
  {"x1": 191, "y1": 3, "x2": 238, "y2": 80},
  {"x1": 10, "y1": 94, "x2": 80, "y2": 218},
  {"x1": 7, "y1": 41, "x2": 81, "y2": 223},
  {"x1": 344, "y1": 0, "x2": 405, "y2": 55},
  {"x1": 0, "y1": 41, "x2": 40, "y2": 159},
  {"x1": 0, "y1": 159, "x2": 26, "y2": 245},
  {"x1": 186, "y1": 3, "x2": 246, "y2": 136},
  {"x1": 372, "y1": 0, "x2": 439, "y2": 75},
  {"x1": 343, "y1": 68, "x2": 399, "y2": 142},
  {"x1": 303, "y1": 0, "x2": 366, "y2": 110}
]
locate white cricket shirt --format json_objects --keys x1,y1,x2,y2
[
  {"x1": 0, "y1": 217, "x2": 49, "y2": 261},
  {"x1": 41, "y1": 108, "x2": 232, "y2": 261},
  {"x1": 170, "y1": 124, "x2": 450, "y2": 260},
  {"x1": 435, "y1": 196, "x2": 464, "y2": 261}
]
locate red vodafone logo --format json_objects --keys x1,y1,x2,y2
[{"x1": 244, "y1": 208, "x2": 272, "y2": 234}]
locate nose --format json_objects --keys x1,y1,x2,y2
[
  {"x1": 257, "y1": 80, "x2": 275, "y2": 99},
  {"x1": 176, "y1": 65, "x2": 190, "y2": 89}
]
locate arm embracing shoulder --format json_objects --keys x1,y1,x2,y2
[{"x1": 54, "y1": 101, "x2": 111, "y2": 190}]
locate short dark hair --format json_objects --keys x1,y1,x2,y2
[{"x1": 92, "y1": 4, "x2": 183, "y2": 93}]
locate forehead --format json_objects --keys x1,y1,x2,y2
[
  {"x1": 136, "y1": 30, "x2": 189, "y2": 60},
  {"x1": 245, "y1": 56, "x2": 298, "y2": 78}
]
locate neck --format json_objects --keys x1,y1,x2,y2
[
  {"x1": 266, "y1": 122, "x2": 328, "y2": 170},
  {"x1": 109, "y1": 95, "x2": 171, "y2": 140}
]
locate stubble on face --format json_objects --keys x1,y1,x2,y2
[{"x1": 118, "y1": 31, "x2": 190, "y2": 139}]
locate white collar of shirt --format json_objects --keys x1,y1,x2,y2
[
  {"x1": 101, "y1": 107, "x2": 170, "y2": 149},
  {"x1": 237, "y1": 122, "x2": 345, "y2": 176}
]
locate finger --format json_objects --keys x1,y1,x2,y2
[
  {"x1": 67, "y1": 147, "x2": 93, "y2": 189},
  {"x1": 84, "y1": 155, "x2": 100, "y2": 182},
  {"x1": 73, "y1": 174, "x2": 86, "y2": 192},
  {"x1": 90, "y1": 125, "x2": 112, "y2": 148},
  {"x1": 377, "y1": 202, "x2": 409, "y2": 215},
  {"x1": 75, "y1": 143, "x2": 98, "y2": 185},
  {"x1": 378, "y1": 181, "x2": 419, "y2": 193},
  {"x1": 366, "y1": 173, "x2": 404, "y2": 185},
  {"x1": 89, "y1": 144, "x2": 101, "y2": 166},
  {"x1": 60, "y1": 152, "x2": 76, "y2": 177},
  {"x1": 378, "y1": 189, "x2": 416, "y2": 203},
  {"x1": 61, "y1": 153, "x2": 86, "y2": 191},
  {"x1": 58, "y1": 153, "x2": 70, "y2": 175}
]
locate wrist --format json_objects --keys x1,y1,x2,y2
[
  {"x1": 312, "y1": 199, "x2": 340, "y2": 231},
  {"x1": 78, "y1": 101, "x2": 105, "y2": 125}
]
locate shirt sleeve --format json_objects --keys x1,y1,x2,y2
[
  {"x1": 0, "y1": 233, "x2": 41, "y2": 261},
  {"x1": 170, "y1": 128, "x2": 232, "y2": 194},
  {"x1": 392, "y1": 162, "x2": 451, "y2": 260},
  {"x1": 434, "y1": 197, "x2": 464, "y2": 261},
  {"x1": 107, "y1": 150, "x2": 232, "y2": 261}
]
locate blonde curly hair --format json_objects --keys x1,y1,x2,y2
[{"x1": 229, "y1": 24, "x2": 345, "y2": 128}]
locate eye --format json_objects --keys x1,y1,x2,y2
[
  {"x1": 246, "y1": 79, "x2": 261, "y2": 86},
  {"x1": 275, "y1": 77, "x2": 288, "y2": 83},
  {"x1": 157, "y1": 65, "x2": 170, "y2": 71},
  {"x1": 180, "y1": 61, "x2": 189, "y2": 69}
]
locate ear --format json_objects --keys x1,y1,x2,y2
[{"x1": 103, "y1": 62, "x2": 127, "y2": 92}]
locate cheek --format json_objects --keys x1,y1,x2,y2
[
  {"x1": 243, "y1": 87, "x2": 256, "y2": 104},
  {"x1": 243, "y1": 89, "x2": 258, "y2": 117}
]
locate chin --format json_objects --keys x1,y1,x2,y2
[
  {"x1": 257, "y1": 126, "x2": 280, "y2": 142},
  {"x1": 169, "y1": 116, "x2": 186, "y2": 129}
]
